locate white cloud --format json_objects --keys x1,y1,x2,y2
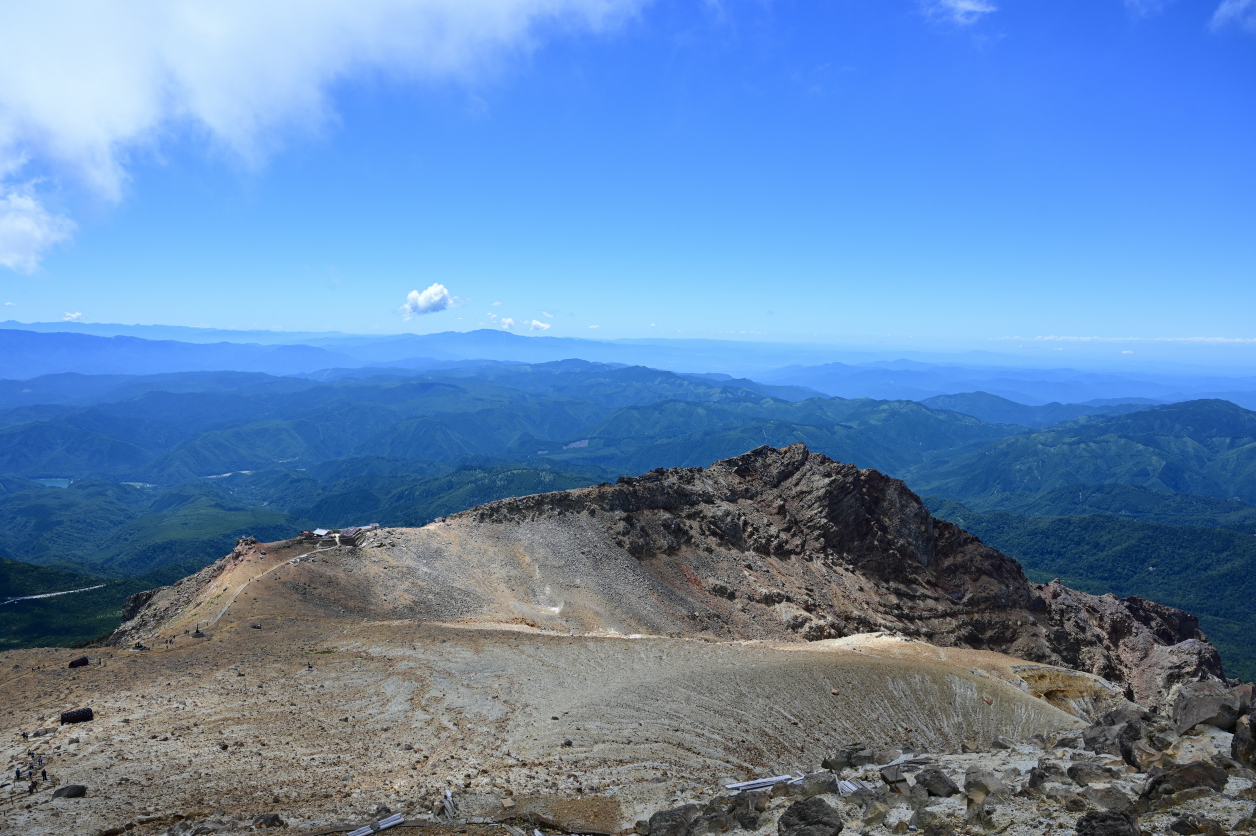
[
  {"x1": 491, "y1": 301, "x2": 502, "y2": 306},
  {"x1": 0, "y1": 186, "x2": 75, "y2": 272},
  {"x1": 1213, "y1": 0, "x2": 1256, "y2": 31},
  {"x1": 528, "y1": 319, "x2": 550, "y2": 330},
  {"x1": 541, "y1": 310, "x2": 554, "y2": 317},
  {"x1": 499, "y1": 317, "x2": 516, "y2": 329},
  {"x1": 62, "y1": 311, "x2": 82, "y2": 321},
  {"x1": 3, "y1": 301, "x2": 14, "y2": 306},
  {"x1": 0, "y1": 1, "x2": 646, "y2": 270},
  {"x1": 588, "y1": 324, "x2": 599, "y2": 329},
  {"x1": 399, "y1": 282, "x2": 452, "y2": 319},
  {"x1": 923, "y1": 0, "x2": 997, "y2": 25}
]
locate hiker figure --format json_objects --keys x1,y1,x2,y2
[
  {"x1": 14, "y1": 768, "x2": 19, "y2": 780},
  {"x1": 28, "y1": 781, "x2": 35, "y2": 794},
  {"x1": 307, "y1": 662, "x2": 313, "y2": 670},
  {"x1": 21, "y1": 731, "x2": 27, "y2": 739},
  {"x1": 41, "y1": 769, "x2": 46, "y2": 781}
]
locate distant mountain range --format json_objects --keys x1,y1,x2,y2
[{"x1": 4, "y1": 340, "x2": 1256, "y2": 679}]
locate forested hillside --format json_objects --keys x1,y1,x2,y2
[{"x1": 5, "y1": 361, "x2": 1256, "y2": 681}]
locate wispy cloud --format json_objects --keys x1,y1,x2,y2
[
  {"x1": 0, "y1": 1, "x2": 646, "y2": 271},
  {"x1": 588, "y1": 325, "x2": 599, "y2": 329},
  {"x1": 399, "y1": 283, "x2": 453, "y2": 319},
  {"x1": 0, "y1": 186, "x2": 75, "y2": 272},
  {"x1": 1213, "y1": 0, "x2": 1256, "y2": 32},
  {"x1": 923, "y1": 0, "x2": 997, "y2": 26},
  {"x1": 62, "y1": 311, "x2": 82, "y2": 322},
  {"x1": 541, "y1": 311, "x2": 554, "y2": 318},
  {"x1": 491, "y1": 301, "x2": 502, "y2": 306},
  {"x1": 3, "y1": 301, "x2": 14, "y2": 306},
  {"x1": 528, "y1": 319, "x2": 551, "y2": 330}
]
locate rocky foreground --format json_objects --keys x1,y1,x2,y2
[{"x1": 2, "y1": 445, "x2": 1250, "y2": 834}]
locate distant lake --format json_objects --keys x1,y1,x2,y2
[{"x1": 34, "y1": 478, "x2": 72, "y2": 488}]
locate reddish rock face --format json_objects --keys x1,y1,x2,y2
[{"x1": 461, "y1": 443, "x2": 1224, "y2": 708}]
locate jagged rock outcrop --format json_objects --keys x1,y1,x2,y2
[{"x1": 454, "y1": 444, "x2": 1223, "y2": 708}]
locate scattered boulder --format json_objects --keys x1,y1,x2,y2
[
  {"x1": 60, "y1": 707, "x2": 93, "y2": 725},
  {"x1": 1233, "y1": 714, "x2": 1256, "y2": 768},
  {"x1": 1067, "y1": 762, "x2": 1118, "y2": 787},
  {"x1": 777, "y1": 796, "x2": 844, "y2": 836},
  {"x1": 990, "y1": 736, "x2": 1015, "y2": 750},
  {"x1": 878, "y1": 765, "x2": 909, "y2": 794},
  {"x1": 1026, "y1": 761, "x2": 1070, "y2": 789},
  {"x1": 850, "y1": 749, "x2": 875, "y2": 767},
  {"x1": 732, "y1": 791, "x2": 768, "y2": 829},
  {"x1": 1171, "y1": 681, "x2": 1244, "y2": 733},
  {"x1": 1042, "y1": 785, "x2": 1087, "y2": 811},
  {"x1": 251, "y1": 813, "x2": 286, "y2": 828},
  {"x1": 1082, "y1": 784, "x2": 1133, "y2": 813},
  {"x1": 800, "y1": 773, "x2": 839, "y2": 797},
  {"x1": 914, "y1": 768, "x2": 960, "y2": 797},
  {"x1": 52, "y1": 784, "x2": 87, "y2": 799},
  {"x1": 1167, "y1": 814, "x2": 1227, "y2": 836},
  {"x1": 1075, "y1": 809, "x2": 1139, "y2": 836},
  {"x1": 1138, "y1": 761, "x2": 1228, "y2": 802},
  {"x1": 648, "y1": 804, "x2": 702, "y2": 836},
  {"x1": 68, "y1": 656, "x2": 89, "y2": 669}
]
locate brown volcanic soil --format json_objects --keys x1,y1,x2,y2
[{"x1": 0, "y1": 445, "x2": 1227, "y2": 835}]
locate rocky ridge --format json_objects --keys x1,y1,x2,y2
[{"x1": 445, "y1": 444, "x2": 1224, "y2": 709}]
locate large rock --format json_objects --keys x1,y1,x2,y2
[
  {"x1": 1167, "y1": 814, "x2": 1227, "y2": 836},
  {"x1": 915, "y1": 768, "x2": 960, "y2": 797},
  {"x1": 1232, "y1": 714, "x2": 1256, "y2": 768},
  {"x1": 1082, "y1": 785, "x2": 1133, "y2": 813},
  {"x1": 1170, "y1": 681, "x2": 1244, "y2": 733},
  {"x1": 1067, "y1": 762, "x2": 1119, "y2": 787},
  {"x1": 648, "y1": 804, "x2": 702, "y2": 836},
  {"x1": 776, "y1": 797, "x2": 844, "y2": 836},
  {"x1": 1026, "y1": 761, "x2": 1069, "y2": 789},
  {"x1": 52, "y1": 785, "x2": 86, "y2": 798},
  {"x1": 1138, "y1": 761, "x2": 1228, "y2": 802},
  {"x1": 1075, "y1": 810, "x2": 1139, "y2": 836}
]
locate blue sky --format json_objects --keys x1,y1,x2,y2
[{"x1": 0, "y1": 0, "x2": 1253, "y2": 358}]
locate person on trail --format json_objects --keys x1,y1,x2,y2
[
  {"x1": 14, "y1": 768, "x2": 19, "y2": 780},
  {"x1": 28, "y1": 781, "x2": 35, "y2": 794},
  {"x1": 41, "y1": 769, "x2": 46, "y2": 781}
]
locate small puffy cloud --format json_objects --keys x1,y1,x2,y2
[
  {"x1": 0, "y1": 186, "x2": 75, "y2": 272},
  {"x1": 500, "y1": 317, "x2": 516, "y2": 329},
  {"x1": 588, "y1": 325, "x2": 599, "y2": 329},
  {"x1": 4, "y1": 301, "x2": 14, "y2": 306},
  {"x1": 399, "y1": 283, "x2": 452, "y2": 320},
  {"x1": 528, "y1": 319, "x2": 551, "y2": 331},
  {"x1": 1213, "y1": 0, "x2": 1256, "y2": 31},
  {"x1": 491, "y1": 301, "x2": 502, "y2": 306},
  {"x1": 62, "y1": 311, "x2": 82, "y2": 322},
  {"x1": 924, "y1": 0, "x2": 997, "y2": 25}
]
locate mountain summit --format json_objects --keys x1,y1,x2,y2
[{"x1": 118, "y1": 444, "x2": 1223, "y2": 709}]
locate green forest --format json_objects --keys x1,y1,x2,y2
[{"x1": 4, "y1": 362, "x2": 1256, "y2": 678}]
